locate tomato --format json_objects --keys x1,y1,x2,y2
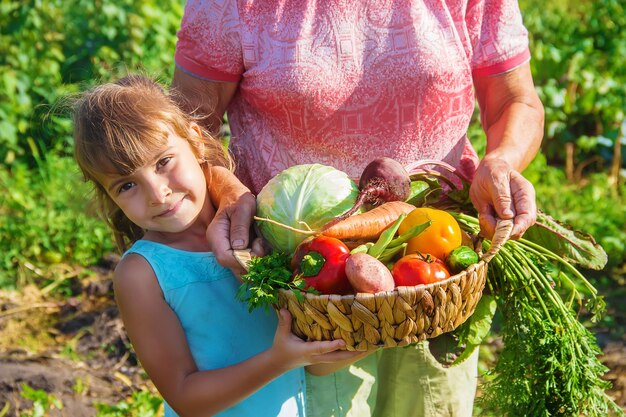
[
  {"x1": 391, "y1": 253, "x2": 450, "y2": 286},
  {"x1": 397, "y1": 207, "x2": 462, "y2": 260}
]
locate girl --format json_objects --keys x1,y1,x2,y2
[{"x1": 72, "y1": 75, "x2": 360, "y2": 417}]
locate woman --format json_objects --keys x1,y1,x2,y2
[{"x1": 171, "y1": 0, "x2": 544, "y2": 415}]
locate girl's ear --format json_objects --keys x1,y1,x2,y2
[{"x1": 190, "y1": 122, "x2": 202, "y2": 138}]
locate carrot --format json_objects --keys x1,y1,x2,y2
[
  {"x1": 321, "y1": 201, "x2": 416, "y2": 241},
  {"x1": 254, "y1": 201, "x2": 416, "y2": 241},
  {"x1": 208, "y1": 166, "x2": 254, "y2": 207}
]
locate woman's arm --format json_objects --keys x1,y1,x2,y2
[
  {"x1": 114, "y1": 255, "x2": 358, "y2": 416},
  {"x1": 471, "y1": 62, "x2": 545, "y2": 239},
  {"x1": 171, "y1": 67, "x2": 238, "y2": 136}
]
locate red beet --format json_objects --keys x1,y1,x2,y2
[
  {"x1": 324, "y1": 157, "x2": 411, "y2": 228},
  {"x1": 359, "y1": 157, "x2": 411, "y2": 206}
]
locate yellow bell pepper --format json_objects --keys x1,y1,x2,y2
[{"x1": 397, "y1": 207, "x2": 462, "y2": 260}]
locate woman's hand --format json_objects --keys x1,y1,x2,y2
[
  {"x1": 472, "y1": 63, "x2": 544, "y2": 239},
  {"x1": 206, "y1": 166, "x2": 270, "y2": 273},
  {"x1": 469, "y1": 156, "x2": 536, "y2": 240},
  {"x1": 206, "y1": 191, "x2": 269, "y2": 273}
]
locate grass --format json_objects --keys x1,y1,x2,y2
[{"x1": 0, "y1": 154, "x2": 114, "y2": 289}]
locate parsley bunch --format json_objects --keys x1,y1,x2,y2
[{"x1": 236, "y1": 251, "x2": 312, "y2": 312}]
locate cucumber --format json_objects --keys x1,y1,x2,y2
[{"x1": 446, "y1": 245, "x2": 479, "y2": 274}]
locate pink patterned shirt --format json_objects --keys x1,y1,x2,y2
[{"x1": 175, "y1": 0, "x2": 530, "y2": 194}]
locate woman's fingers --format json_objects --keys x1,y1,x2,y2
[
  {"x1": 509, "y1": 171, "x2": 537, "y2": 239},
  {"x1": 251, "y1": 237, "x2": 271, "y2": 258},
  {"x1": 470, "y1": 163, "x2": 501, "y2": 239},
  {"x1": 471, "y1": 159, "x2": 537, "y2": 239},
  {"x1": 206, "y1": 209, "x2": 245, "y2": 272},
  {"x1": 205, "y1": 192, "x2": 258, "y2": 272},
  {"x1": 228, "y1": 192, "x2": 257, "y2": 250}
]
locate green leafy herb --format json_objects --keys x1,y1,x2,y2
[
  {"x1": 236, "y1": 251, "x2": 315, "y2": 312},
  {"x1": 454, "y1": 213, "x2": 623, "y2": 416}
]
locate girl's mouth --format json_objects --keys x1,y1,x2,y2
[{"x1": 156, "y1": 197, "x2": 184, "y2": 218}]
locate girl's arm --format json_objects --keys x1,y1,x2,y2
[
  {"x1": 115, "y1": 254, "x2": 359, "y2": 416},
  {"x1": 471, "y1": 62, "x2": 545, "y2": 240}
]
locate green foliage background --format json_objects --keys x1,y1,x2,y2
[
  {"x1": 1, "y1": 0, "x2": 183, "y2": 166},
  {"x1": 0, "y1": 0, "x2": 183, "y2": 287},
  {"x1": 525, "y1": 0, "x2": 626, "y2": 166}
]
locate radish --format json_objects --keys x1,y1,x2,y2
[{"x1": 345, "y1": 253, "x2": 395, "y2": 293}]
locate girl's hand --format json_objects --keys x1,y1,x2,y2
[
  {"x1": 469, "y1": 156, "x2": 537, "y2": 240},
  {"x1": 270, "y1": 309, "x2": 365, "y2": 371}
]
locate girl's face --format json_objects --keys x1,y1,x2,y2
[{"x1": 98, "y1": 128, "x2": 209, "y2": 235}]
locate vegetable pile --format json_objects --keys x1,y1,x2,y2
[
  {"x1": 248, "y1": 160, "x2": 467, "y2": 298},
  {"x1": 238, "y1": 158, "x2": 624, "y2": 416}
]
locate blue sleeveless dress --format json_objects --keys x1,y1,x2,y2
[{"x1": 124, "y1": 240, "x2": 306, "y2": 417}]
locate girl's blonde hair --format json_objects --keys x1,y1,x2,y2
[{"x1": 73, "y1": 74, "x2": 232, "y2": 252}]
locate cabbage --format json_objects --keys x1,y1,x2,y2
[{"x1": 256, "y1": 164, "x2": 359, "y2": 254}]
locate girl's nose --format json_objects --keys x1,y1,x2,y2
[{"x1": 147, "y1": 178, "x2": 171, "y2": 205}]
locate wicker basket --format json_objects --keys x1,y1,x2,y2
[{"x1": 235, "y1": 219, "x2": 512, "y2": 351}]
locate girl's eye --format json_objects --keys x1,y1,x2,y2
[
  {"x1": 157, "y1": 157, "x2": 172, "y2": 169},
  {"x1": 118, "y1": 182, "x2": 135, "y2": 193}
]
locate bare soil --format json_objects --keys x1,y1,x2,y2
[
  {"x1": 0, "y1": 255, "x2": 624, "y2": 416},
  {"x1": 0, "y1": 255, "x2": 158, "y2": 416}
]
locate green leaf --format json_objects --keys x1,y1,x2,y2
[
  {"x1": 405, "y1": 180, "x2": 432, "y2": 206},
  {"x1": 367, "y1": 213, "x2": 406, "y2": 259},
  {"x1": 406, "y1": 175, "x2": 443, "y2": 207},
  {"x1": 453, "y1": 295, "x2": 497, "y2": 365},
  {"x1": 523, "y1": 211, "x2": 608, "y2": 270}
]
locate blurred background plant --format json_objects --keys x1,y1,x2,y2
[
  {"x1": 525, "y1": 0, "x2": 626, "y2": 187},
  {"x1": 0, "y1": 0, "x2": 182, "y2": 288}
]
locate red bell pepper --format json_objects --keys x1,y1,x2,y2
[{"x1": 291, "y1": 236, "x2": 353, "y2": 295}]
